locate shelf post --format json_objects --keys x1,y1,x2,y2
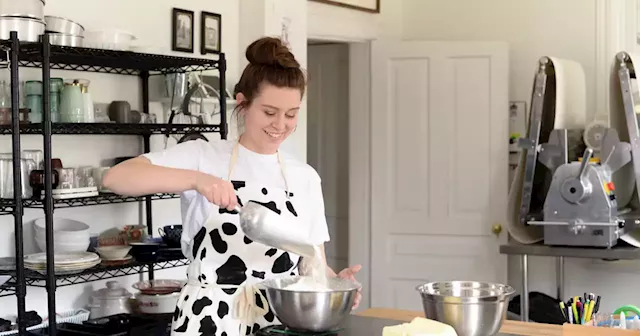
[
  {"x1": 9, "y1": 30, "x2": 27, "y2": 336},
  {"x1": 41, "y1": 32, "x2": 57, "y2": 336},
  {"x1": 141, "y1": 70, "x2": 155, "y2": 280},
  {"x1": 219, "y1": 53, "x2": 227, "y2": 140}
]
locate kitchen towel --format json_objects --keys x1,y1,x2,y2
[{"x1": 507, "y1": 56, "x2": 587, "y2": 244}]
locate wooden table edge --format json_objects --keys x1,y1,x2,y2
[{"x1": 355, "y1": 308, "x2": 639, "y2": 336}]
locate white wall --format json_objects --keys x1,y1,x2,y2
[
  {"x1": 403, "y1": 0, "x2": 600, "y2": 119},
  {"x1": 0, "y1": 0, "x2": 240, "y2": 318},
  {"x1": 308, "y1": 0, "x2": 403, "y2": 41},
  {"x1": 401, "y1": 0, "x2": 640, "y2": 313}
]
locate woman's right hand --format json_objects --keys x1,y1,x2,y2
[{"x1": 194, "y1": 173, "x2": 238, "y2": 211}]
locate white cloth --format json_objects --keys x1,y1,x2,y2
[{"x1": 143, "y1": 138, "x2": 330, "y2": 259}]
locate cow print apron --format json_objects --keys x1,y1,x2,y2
[{"x1": 171, "y1": 142, "x2": 302, "y2": 336}]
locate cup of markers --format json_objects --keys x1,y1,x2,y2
[{"x1": 559, "y1": 293, "x2": 601, "y2": 325}]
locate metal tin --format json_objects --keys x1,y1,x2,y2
[
  {"x1": 49, "y1": 33, "x2": 83, "y2": 47},
  {"x1": 0, "y1": 0, "x2": 44, "y2": 20},
  {"x1": 44, "y1": 16, "x2": 84, "y2": 36},
  {"x1": 0, "y1": 16, "x2": 45, "y2": 42}
]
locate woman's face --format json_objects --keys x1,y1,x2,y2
[{"x1": 238, "y1": 84, "x2": 301, "y2": 154}]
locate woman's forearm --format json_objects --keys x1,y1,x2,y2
[{"x1": 102, "y1": 157, "x2": 201, "y2": 196}]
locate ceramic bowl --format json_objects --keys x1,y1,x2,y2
[{"x1": 96, "y1": 245, "x2": 132, "y2": 260}]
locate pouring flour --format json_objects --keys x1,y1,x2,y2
[{"x1": 237, "y1": 201, "x2": 331, "y2": 291}]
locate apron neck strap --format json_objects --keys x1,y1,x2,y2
[{"x1": 228, "y1": 141, "x2": 290, "y2": 198}]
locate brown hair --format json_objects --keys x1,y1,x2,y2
[{"x1": 233, "y1": 37, "x2": 306, "y2": 114}]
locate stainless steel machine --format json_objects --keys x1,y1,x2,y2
[{"x1": 517, "y1": 54, "x2": 640, "y2": 247}]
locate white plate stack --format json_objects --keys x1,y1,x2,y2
[{"x1": 24, "y1": 252, "x2": 100, "y2": 275}]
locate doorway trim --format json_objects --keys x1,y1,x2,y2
[{"x1": 307, "y1": 33, "x2": 373, "y2": 311}]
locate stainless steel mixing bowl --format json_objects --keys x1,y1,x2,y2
[
  {"x1": 416, "y1": 281, "x2": 515, "y2": 336},
  {"x1": 261, "y1": 276, "x2": 360, "y2": 332}
]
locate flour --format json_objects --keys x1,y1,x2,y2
[
  {"x1": 285, "y1": 245, "x2": 331, "y2": 291},
  {"x1": 285, "y1": 276, "x2": 331, "y2": 292}
]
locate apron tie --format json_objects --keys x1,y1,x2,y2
[
  {"x1": 234, "y1": 283, "x2": 269, "y2": 333},
  {"x1": 185, "y1": 279, "x2": 269, "y2": 334}
]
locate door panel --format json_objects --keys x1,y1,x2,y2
[{"x1": 370, "y1": 40, "x2": 510, "y2": 308}]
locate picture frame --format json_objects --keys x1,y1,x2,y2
[
  {"x1": 309, "y1": 0, "x2": 380, "y2": 13},
  {"x1": 172, "y1": 8, "x2": 194, "y2": 53},
  {"x1": 201, "y1": 11, "x2": 222, "y2": 55}
]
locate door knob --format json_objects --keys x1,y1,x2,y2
[{"x1": 492, "y1": 224, "x2": 503, "y2": 236}]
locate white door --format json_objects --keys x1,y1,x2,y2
[
  {"x1": 307, "y1": 43, "x2": 351, "y2": 273},
  {"x1": 370, "y1": 40, "x2": 510, "y2": 309}
]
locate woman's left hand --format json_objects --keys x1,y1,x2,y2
[{"x1": 336, "y1": 264, "x2": 362, "y2": 309}]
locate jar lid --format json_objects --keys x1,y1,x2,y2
[{"x1": 93, "y1": 281, "x2": 132, "y2": 299}]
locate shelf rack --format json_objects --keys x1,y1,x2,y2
[
  {"x1": 22, "y1": 192, "x2": 179, "y2": 208},
  {"x1": 0, "y1": 122, "x2": 221, "y2": 135},
  {"x1": 0, "y1": 279, "x2": 16, "y2": 297},
  {"x1": 21, "y1": 257, "x2": 190, "y2": 287},
  {"x1": 1, "y1": 32, "x2": 228, "y2": 335}
]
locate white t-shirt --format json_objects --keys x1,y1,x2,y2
[{"x1": 142, "y1": 139, "x2": 331, "y2": 259}]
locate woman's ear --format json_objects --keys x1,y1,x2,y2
[{"x1": 235, "y1": 92, "x2": 246, "y2": 106}]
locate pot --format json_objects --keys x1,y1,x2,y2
[
  {"x1": 0, "y1": 16, "x2": 45, "y2": 42},
  {"x1": 0, "y1": 0, "x2": 44, "y2": 20},
  {"x1": 136, "y1": 292, "x2": 180, "y2": 314},
  {"x1": 88, "y1": 281, "x2": 133, "y2": 318}
]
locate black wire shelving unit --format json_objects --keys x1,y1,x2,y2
[{"x1": 0, "y1": 32, "x2": 228, "y2": 335}]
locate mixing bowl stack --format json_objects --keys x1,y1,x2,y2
[{"x1": 416, "y1": 281, "x2": 516, "y2": 336}]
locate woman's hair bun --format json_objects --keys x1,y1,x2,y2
[{"x1": 246, "y1": 37, "x2": 300, "y2": 69}]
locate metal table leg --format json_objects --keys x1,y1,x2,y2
[
  {"x1": 521, "y1": 254, "x2": 529, "y2": 322},
  {"x1": 556, "y1": 256, "x2": 564, "y2": 300}
]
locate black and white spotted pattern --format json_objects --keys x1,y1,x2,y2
[{"x1": 170, "y1": 180, "x2": 303, "y2": 336}]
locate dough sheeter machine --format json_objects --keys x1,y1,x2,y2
[{"x1": 517, "y1": 53, "x2": 640, "y2": 248}]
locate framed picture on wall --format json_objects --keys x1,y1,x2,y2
[
  {"x1": 172, "y1": 8, "x2": 194, "y2": 53},
  {"x1": 201, "y1": 11, "x2": 222, "y2": 54},
  {"x1": 309, "y1": 0, "x2": 380, "y2": 13}
]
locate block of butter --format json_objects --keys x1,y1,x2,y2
[{"x1": 382, "y1": 317, "x2": 458, "y2": 336}]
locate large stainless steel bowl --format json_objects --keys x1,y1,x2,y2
[
  {"x1": 261, "y1": 276, "x2": 359, "y2": 332},
  {"x1": 416, "y1": 281, "x2": 515, "y2": 336}
]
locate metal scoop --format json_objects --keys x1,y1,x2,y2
[{"x1": 235, "y1": 201, "x2": 317, "y2": 258}]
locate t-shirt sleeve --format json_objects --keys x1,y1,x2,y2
[
  {"x1": 142, "y1": 139, "x2": 206, "y2": 171},
  {"x1": 307, "y1": 167, "x2": 331, "y2": 245}
]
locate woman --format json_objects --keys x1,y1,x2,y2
[{"x1": 102, "y1": 36, "x2": 362, "y2": 336}]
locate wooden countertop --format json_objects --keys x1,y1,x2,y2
[{"x1": 356, "y1": 308, "x2": 640, "y2": 336}]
